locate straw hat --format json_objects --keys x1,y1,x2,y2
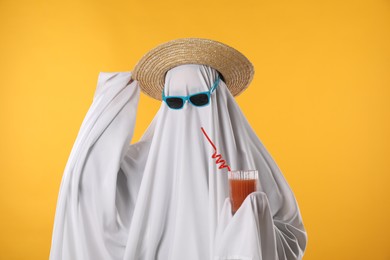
[{"x1": 131, "y1": 37, "x2": 255, "y2": 101}]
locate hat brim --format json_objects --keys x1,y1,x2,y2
[{"x1": 132, "y1": 37, "x2": 255, "y2": 101}]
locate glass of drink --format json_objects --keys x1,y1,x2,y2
[{"x1": 228, "y1": 170, "x2": 259, "y2": 215}]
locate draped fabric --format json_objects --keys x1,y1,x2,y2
[{"x1": 50, "y1": 64, "x2": 308, "y2": 260}]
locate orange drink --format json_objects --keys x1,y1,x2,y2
[{"x1": 228, "y1": 170, "x2": 259, "y2": 215}]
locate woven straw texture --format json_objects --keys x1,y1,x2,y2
[{"x1": 132, "y1": 37, "x2": 254, "y2": 101}]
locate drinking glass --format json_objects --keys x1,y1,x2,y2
[{"x1": 228, "y1": 170, "x2": 259, "y2": 215}]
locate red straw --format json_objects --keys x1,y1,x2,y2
[{"x1": 200, "y1": 127, "x2": 231, "y2": 171}]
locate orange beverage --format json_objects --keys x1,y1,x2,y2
[{"x1": 228, "y1": 170, "x2": 258, "y2": 215}]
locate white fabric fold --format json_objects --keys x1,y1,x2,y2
[
  {"x1": 50, "y1": 64, "x2": 308, "y2": 260},
  {"x1": 50, "y1": 72, "x2": 140, "y2": 259}
]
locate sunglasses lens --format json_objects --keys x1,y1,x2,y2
[
  {"x1": 166, "y1": 97, "x2": 184, "y2": 109},
  {"x1": 189, "y1": 94, "x2": 209, "y2": 106}
]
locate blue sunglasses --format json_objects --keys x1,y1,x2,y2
[{"x1": 162, "y1": 76, "x2": 220, "y2": 110}]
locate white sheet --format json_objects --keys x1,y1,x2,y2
[{"x1": 49, "y1": 64, "x2": 308, "y2": 260}]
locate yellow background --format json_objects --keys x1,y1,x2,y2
[{"x1": 1, "y1": 0, "x2": 389, "y2": 259}]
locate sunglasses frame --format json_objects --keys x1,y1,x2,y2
[{"x1": 162, "y1": 76, "x2": 220, "y2": 110}]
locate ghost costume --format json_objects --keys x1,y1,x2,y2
[{"x1": 49, "y1": 64, "x2": 308, "y2": 260}]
